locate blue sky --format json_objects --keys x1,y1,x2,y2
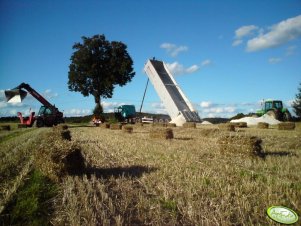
[{"x1": 1, "y1": 0, "x2": 301, "y2": 118}]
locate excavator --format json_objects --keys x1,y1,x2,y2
[{"x1": 5, "y1": 83, "x2": 64, "y2": 127}]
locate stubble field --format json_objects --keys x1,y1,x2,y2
[{"x1": 0, "y1": 122, "x2": 300, "y2": 225}]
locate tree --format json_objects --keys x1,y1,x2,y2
[
  {"x1": 68, "y1": 34, "x2": 135, "y2": 116},
  {"x1": 292, "y1": 82, "x2": 301, "y2": 118}
]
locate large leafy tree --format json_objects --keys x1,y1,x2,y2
[
  {"x1": 292, "y1": 82, "x2": 301, "y2": 118},
  {"x1": 68, "y1": 34, "x2": 135, "y2": 115}
]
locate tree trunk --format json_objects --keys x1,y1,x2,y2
[{"x1": 93, "y1": 95, "x2": 103, "y2": 116}]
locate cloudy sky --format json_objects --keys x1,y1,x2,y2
[{"x1": 0, "y1": 0, "x2": 300, "y2": 118}]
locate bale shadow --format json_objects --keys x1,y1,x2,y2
[
  {"x1": 174, "y1": 137, "x2": 194, "y2": 141},
  {"x1": 71, "y1": 165, "x2": 158, "y2": 179},
  {"x1": 263, "y1": 151, "x2": 298, "y2": 157}
]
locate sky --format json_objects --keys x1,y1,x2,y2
[{"x1": 0, "y1": 0, "x2": 301, "y2": 118}]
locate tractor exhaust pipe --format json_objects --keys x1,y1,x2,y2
[{"x1": 4, "y1": 88, "x2": 27, "y2": 103}]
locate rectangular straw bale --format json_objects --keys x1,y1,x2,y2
[
  {"x1": 110, "y1": 123, "x2": 122, "y2": 130},
  {"x1": 183, "y1": 122, "x2": 196, "y2": 128},
  {"x1": 257, "y1": 122, "x2": 269, "y2": 129},
  {"x1": 101, "y1": 123, "x2": 110, "y2": 128},
  {"x1": 167, "y1": 123, "x2": 177, "y2": 127},
  {"x1": 278, "y1": 122, "x2": 295, "y2": 130},
  {"x1": 150, "y1": 128, "x2": 174, "y2": 139},
  {"x1": 122, "y1": 125, "x2": 133, "y2": 133},
  {"x1": 217, "y1": 135, "x2": 262, "y2": 156},
  {"x1": 230, "y1": 122, "x2": 247, "y2": 128},
  {"x1": 218, "y1": 123, "x2": 235, "y2": 132}
]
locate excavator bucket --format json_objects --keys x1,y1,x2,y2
[{"x1": 4, "y1": 88, "x2": 27, "y2": 103}]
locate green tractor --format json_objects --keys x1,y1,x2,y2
[
  {"x1": 256, "y1": 99, "x2": 291, "y2": 121},
  {"x1": 114, "y1": 105, "x2": 137, "y2": 123}
]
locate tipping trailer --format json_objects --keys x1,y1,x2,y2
[
  {"x1": 5, "y1": 83, "x2": 64, "y2": 127},
  {"x1": 144, "y1": 59, "x2": 201, "y2": 126}
]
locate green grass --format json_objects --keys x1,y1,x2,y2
[{"x1": 2, "y1": 169, "x2": 57, "y2": 226}]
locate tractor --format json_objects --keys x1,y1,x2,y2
[
  {"x1": 5, "y1": 83, "x2": 64, "y2": 127},
  {"x1": 256, "y1": 99, "x2": 291, "y2": 121}
]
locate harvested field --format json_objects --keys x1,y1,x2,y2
[{"x1": 0, "y1": 122, "x2": 301, "y2": 225}]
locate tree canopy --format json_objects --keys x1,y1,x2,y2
[
  {"x1": 68, "y1": 34, "x2": 135, "y2": 115},
  {"x1": 292, "y1": 82, "x2": 301, "y2": 118}
]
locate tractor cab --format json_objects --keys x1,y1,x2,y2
[
  {"x1": 257, "y1": 99, "x2": 291, "y2": 121},
  {"x1": 114, "y1": 105, "x2": 136, "y2": 122},
  {"x1": 263, "y1": 100, "x2": 283, "y2": 112},
  {"x1": 35, "y1": 105, "x2": 62, "y2": 127}
]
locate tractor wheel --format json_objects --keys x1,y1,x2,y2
[
  {"x1": 35, "y1": 119, "x2": 44, "y2": 128},
  {"x1": 266, "y1": 110, "x2": 278, "y2": 120},
  {"x1": 283, "y1": 111, "x2": 292, "y2": 121}
]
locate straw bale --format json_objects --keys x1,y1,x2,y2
[
  {"x1": 123, "y1": 125, "x2": 133, "y2": 133},
  {"x1": 218, "y1": 123, "x2": 235, "y2": 132},
  {"x1": 53, "y1": 125, "x2": 72, "y2": 141},
  {"x1": 167, "y1": 123, "x2": 177, "y2": 127},
  {"x1": 150, "y1": 128, "x2": 174, "y2": 139},
  {"x1": 0, "y1": 125, "x2": 11, "y2": 131},
  {"x1": 183, "y1": 122, "x2": 196, "y2": 128},
  {"x1": 278, "y1": 122, "x2": 295, "y2": 130},
  {"x1": 110, "y1": 123, "x2": 122, "y2": 130},
  {"x1": 257, "y1": 122, "x2": 269, "y2": 129},
  {"x1": 101, "y1": 123, "x2": 110, "y2": 128},
  {"x1": 217, "y1": 135, "x2": 262, "y2": 156},
  {"x1": 230, "y1": 122, "x2": 247, "y2": 128}
]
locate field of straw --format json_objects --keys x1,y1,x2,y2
[{"x1": 0, "y1": 122, "x2": 300, "y2": 225}]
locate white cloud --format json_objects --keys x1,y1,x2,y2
[
  {"x1": 235, "y1": 25, "x2": 258, "y2": 39},
  {"x1": 160, "y1": 43, "x2": 188, "y2": 57},
  {"x1": 247, "y1": 15, "x2": 301, "y2": 52},
  {"x1": 233, "y1": 25, "x2": 258, "y2": 47},
  {"x1": 200, "y1": 101, "x2": 212, "y2": 108},
  {"x1": 201, "y1": 59, "x2": 212, "y2": 67},
  {"x1": 286, "y1": 45, "x2": 297, "y2": 56},
  {"x1": 166, "y1": 61, "x2": 200, "y2": 76},
  {"x1": 268, "y1": 57, "x2": 282, "y2": 64},
  {"x1": 64, "y1": 108, "x2": 92, "y2": 116},
  {"x1": 232, "y1": 39, "x2": 243, "y2": 46}
]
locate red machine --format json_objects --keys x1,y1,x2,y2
[{"x1": 5, "y1": 83, "x2": 64, "y2": 127}]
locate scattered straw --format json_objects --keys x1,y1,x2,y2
[
  {"x1": 150, "y1": 128, "x2": 174, "y2": 140},
  {"x1": 199, "y1": 128, "x2": 219, "y2": 137},
  {"x1": 152, "y1": 123, "x2": 167, "y2": 127}
]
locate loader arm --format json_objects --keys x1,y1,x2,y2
[{"x1": 16, "y1": 83, "x2": 54, "y2": 109}]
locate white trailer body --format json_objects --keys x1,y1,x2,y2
[{"x1": 144, "y1": 59, "x2": 201, "y2": 126}]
